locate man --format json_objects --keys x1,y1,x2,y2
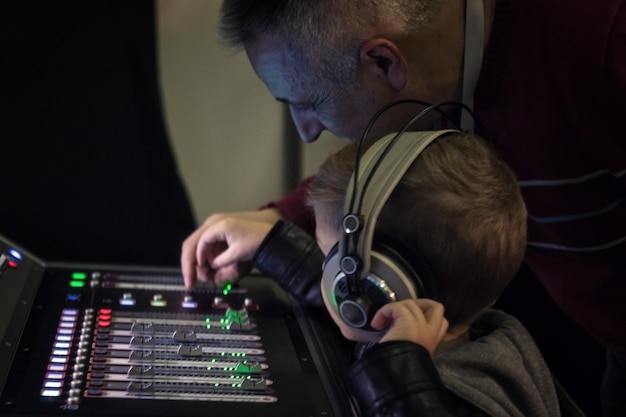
[{"x1": 182, "y1": 1, "x2": 625, "y2": 415}]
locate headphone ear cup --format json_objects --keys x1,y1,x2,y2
[
  {"x1": 320, "y1": 236, "x2": 435, "y2": 342},
  {"x1": 371, "y1": 234, "x2": 437, "y2": 301}
]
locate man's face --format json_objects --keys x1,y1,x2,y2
[{"x1": 245, "y1": 33, "x2": 396, "y2": 142}]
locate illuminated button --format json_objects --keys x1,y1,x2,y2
[
  {"x1": 120, "y1": 293, "x2": 136, "y2": 306},
  {"x1": 48, "y1": 364, "x2": 67, "y2": 372},
  {"x1": 41, "y1": 388, "x2": 62, "y2": 397},
  {"x1": 69, "y1": 280, "x2": 85, "y2": 288},
  {"x1": 68, "y1": 388, "x2": 81, "y2": 396},
  {"x1": 72, "y1": 272, "x2": 86, "y2": 280},
  {"x1": 66, "y1": 293, "x2": 81, "y2": 302},
  {"x1": 150, "y1": 294, "x2": 167, "y2": 308},
  {"x1": 90, "y1": 271, "x2": 101, "y2": 287},
  {"x1": 43, "y1": 380, "x2": 63, "y2": 389},
  {"x1": 8, "y1": 248, "x2": 22, "y2": 261},
  {"x1": 61, "y1": 314, "x2": 77, "y2": 323},
  {"x1": 181, "y1": 295, "x2": 197, "y2": 309}
]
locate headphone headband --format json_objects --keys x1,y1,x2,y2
[{"x1": 341, "y1": 129, "x2": 458, "y2": 279}]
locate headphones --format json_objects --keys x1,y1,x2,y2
[{"x1": 320, "y1": 129, "x2": 460, "y2": 342}]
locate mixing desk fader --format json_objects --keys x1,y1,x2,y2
[{"x1": 0, "y1": 235, "x2": 355, "y2": 417}]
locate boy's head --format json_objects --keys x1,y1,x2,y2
[{"x1": 307, "y1": 131, "x2": 527, "y2": 333}]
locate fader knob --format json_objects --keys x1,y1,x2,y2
[
  {"x1": 235, "y1": 360, "x2": 262, "y2": 373},
  {"x1": 172, "y1": 329, "x2": 197, "y2": 342},
  {"x1": 177, "y1": 344, "x2": 203, "y2": 357}
]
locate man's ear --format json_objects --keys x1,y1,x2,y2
[{"x1": 359, "y1": 38, "x2": 408, "y2": 91}]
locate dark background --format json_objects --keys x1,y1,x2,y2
[{"x1": 0, "y1": 1, "x2": 196, "y2": 265}]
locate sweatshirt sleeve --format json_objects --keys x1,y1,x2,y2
[
  {"x1": 253, "y1": 220, "x2": 325, "y2": 308},
  {"x1": 349, "y1": 341, "x2": 482, "y2": 417}
]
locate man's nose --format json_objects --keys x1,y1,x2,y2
[{"x1": 290, "y1": 107, "x2": 324, "y2": 143}]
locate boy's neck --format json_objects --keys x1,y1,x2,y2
[{"x1": 434, "y1": 326, "x2": 471, "y2": 355}]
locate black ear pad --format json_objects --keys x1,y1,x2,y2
[
  {"x1": 321, "y1": 234, "x2": 436, "y2": 342},
  {"x1": 373, "y1": 233, "x2": 437, "y2": 300}
]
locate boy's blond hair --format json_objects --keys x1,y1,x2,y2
[{"x1": 308, "y1": 132, "x2": 527, "y2": 328}]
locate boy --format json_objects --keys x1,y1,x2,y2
[{"x1": 182, "y1": 131, "x2": 583, "y2": 416}]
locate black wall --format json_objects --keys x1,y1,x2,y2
[{"x1": 0, "y1": 1, "x2": 196, "y2": 265}]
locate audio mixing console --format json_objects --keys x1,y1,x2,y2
[{"x1": 0, "y1": 235, "x2": 354, "y2": 417}]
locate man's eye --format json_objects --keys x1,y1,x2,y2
[
  {"x1": 292, "y1": 100, "x2": 321, "y2": 112},
  {"x1": 293, "y1": 103, "x2": 313, "y2": 111}
]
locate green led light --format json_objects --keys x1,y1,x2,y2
[
  {"x1": 222, "y1": 283, "x2": 233, "y2": 296},
  {"x1": 69, "y1": 280, "x2": 85, "y2": 288},
  {"x1": 72, "y1": 272, "x2": 87, "y2": 280}
]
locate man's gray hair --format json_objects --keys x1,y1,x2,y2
[{"x1": 219, "y1": 0, "x2": 440, "y2": 86}]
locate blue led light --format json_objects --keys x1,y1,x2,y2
[
  {"x1": 8, "y1": 249, "x2": 22, "y2": 261},
  {"x1": 66, "y1": 293, "x2": 81, "y2": 302}
]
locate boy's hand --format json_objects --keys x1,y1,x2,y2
[{"x1": 371, "y1": 299, "x2": 449, "y2": 355}]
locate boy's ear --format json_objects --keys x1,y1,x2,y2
[{"x1": 359, "y1": 38, "x2": 408, "y2": 91}]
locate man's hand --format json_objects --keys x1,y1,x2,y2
[{"x1": 180, "y1": 209, "x2": 283, "y2": 289}]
